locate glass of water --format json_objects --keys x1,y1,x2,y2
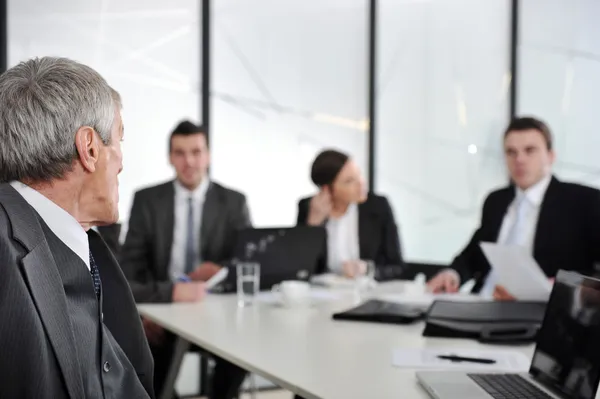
[
  {"x1": 236, "y1": 262, "x2": 260, "y2": 307},
  {"x1": 354, "y1": 259, "x2": 376, "y2": 293}
]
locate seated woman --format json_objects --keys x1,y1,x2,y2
[{"x1": 297, "y1": 149, "x2": 404, "y2": 280}]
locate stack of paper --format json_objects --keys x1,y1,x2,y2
[
  {"x1": 480, "y1": 242, "x2": 552, "y2": 301},
  {"x1": 310, "y1": 273, "x2": 358, "y2": 289}
]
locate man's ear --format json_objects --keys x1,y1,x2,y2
[
  {"x1": 74, "y1": 126, "x2": 99, "y2": 173},
  {"x1": 548, "y1": 149, "x2": 556, "y2": 165}
]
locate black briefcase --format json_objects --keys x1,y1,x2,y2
[
  {"x1": 332, "y1": 299, "x2": 425, "y2": 325},
  {"x1": 422, "y1": 300, "x2": 547, "y2": 344}
]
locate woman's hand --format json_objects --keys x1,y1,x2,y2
[{"x1": 307, "y1": 189, "x2": 332, "y2": 226}]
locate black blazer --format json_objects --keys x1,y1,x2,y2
[
  {"x1": 297, "y1": 193, "x2": 404, "y2": 280},
  {"x1": 0, "y1": 184, "x2": 154, "y2": 399},
  {"x1": 451, "y1": 177, "x2": 600, "y2": 291},
  {"x1": 120, "y1": 180, "x2": 252, "y2": 303},
  {"x1": 97, "y1": 223, "x2": 122, "y2": 257}
]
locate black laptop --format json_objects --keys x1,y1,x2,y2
[
  {"x1": 418, "y1": 270, "x2": 600, "y2": 399},
  {"x1": 211, "y1": 226, "x2": 326, "y2": 293}
]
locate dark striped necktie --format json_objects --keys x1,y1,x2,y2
[{"x1": 89, "y1": 251, "x2": 102, "y2": 299}]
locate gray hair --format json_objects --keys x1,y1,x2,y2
[{"x1": 0, "y1": 56, "x2": 121, "y2": 183}]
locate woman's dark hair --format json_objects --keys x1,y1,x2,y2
[{"x1": 310, "y1": 149, "x2": 349, "y2": 187}]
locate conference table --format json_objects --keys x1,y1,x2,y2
[{"x1": 138, "y1": 281, "x2": 536, "y2": 399}]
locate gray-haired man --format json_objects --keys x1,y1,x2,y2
[{"x1": 0, "y1": 57, "x2": 154, "y2": 398}]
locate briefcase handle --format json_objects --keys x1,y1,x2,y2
[{"x1": 479, "y1": 324, "x2": 539, "y2": 344}]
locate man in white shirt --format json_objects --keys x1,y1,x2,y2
[
  {"x1": 121, "y1": 121, "x2": 251, "y2": 399},
  {"x1": 428, "y1": 117, "x2": 600, "y2": 300},
  {"x1": 0, "y1": 57, "x2": 154, "y2": 398}
]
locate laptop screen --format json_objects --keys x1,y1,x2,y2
[{"x1": 529, "y1": 271, "x2": 600, "y2": 399}]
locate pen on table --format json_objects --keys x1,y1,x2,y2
[{"x1": 436, "y1": 355, "x2": 496, "y2": 364}]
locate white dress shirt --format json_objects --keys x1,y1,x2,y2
[
  {"x1": 480, "y1": 174, "x2": 552, "y2": 296},
  {"x1": 168, "y1": 179, "x2": 210, "y2": 281},
  {"x1": 326, "y1": 203, "x2": 360, "y2": 273},
  {"x1": 10, "y1": 181, "x2": 90, "y2": 270}
]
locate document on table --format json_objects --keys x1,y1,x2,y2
[
  {"x1": 480, "y1": 242, "x2": 552, "y2": 301},
  {"x1": 392, "y1": 347, "x2": 530, "y2": 372},
  {"x1": 257, "y1": 289, "x2": 341, "y2": 304}
]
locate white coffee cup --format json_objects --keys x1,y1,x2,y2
[{"x1": 272, "y1": 280, "x2": 310, "y2": 307}]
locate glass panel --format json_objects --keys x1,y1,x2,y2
[
  {"x1": 210, "y1": 0, "x2": 369, "y2": 226},
  {"x1": 375, "y1": 0, "x2": 511, "y2": 263}
]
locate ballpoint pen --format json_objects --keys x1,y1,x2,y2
[{"x1": 437, "y1": 354, "x2": 496, "y2": 364}]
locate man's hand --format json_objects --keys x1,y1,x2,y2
[
  {"x1": 172, "y1": 282, "x2": 206, "y2": 303},
  {"x1": 307, "y1": 189, "x2": 332, "y2": 226},
  {"x1": 427, "y1": 269, "x2": 460, "y2": 293},
  {"x1": 142, "y1": 317, "x2": 165, "y2": 345},
  {"x1": 342, "y1": 260, "x2": 367, "y2": 278},
  {"x1": 493, "y1": 285, "x2": 516, "y2": 301},
  {"x1": 188, "y1": 262, "x2": 221, "y2": 281}
]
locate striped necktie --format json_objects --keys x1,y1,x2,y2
[
  {"x1": 184, "y1": 196, "x2": 196, "y2": 274},
  {"x1": 89, "y1": 251, "x2": 101, "y2": 299}
]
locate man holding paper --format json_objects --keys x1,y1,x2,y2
[{"x1": 428, "y1": 117, "x2": 600, "y2": 300}]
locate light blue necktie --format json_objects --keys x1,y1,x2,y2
[
  {"x1": 184, "y1": 197, "x2": 196, "y2": 274},
  {"x1": 480, "y1": 194, "x2": 529, "y2": 296}
]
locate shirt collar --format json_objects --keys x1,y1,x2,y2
[
  {"x1": 515, "y1": 173, "x2": 552, "y2": 207},
  {"x1": 174, "y1": 178, "x2": 210, "y2": 201},
  {"x1": 10, "y1": 181, "x2": 90, "y2": 269}
]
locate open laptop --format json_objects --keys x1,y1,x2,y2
[
  {"x1": 417, "y1": 270, "x2": 600, "y2": 399},
  {"x1": 212, "y1": 226, "x2": 326, "y2": 293}
]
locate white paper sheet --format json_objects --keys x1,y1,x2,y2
[
  {"x1": 205, "y1": 267, "x2": 229, "y2": 289},
  {"x1": 392, "y1": 347, "x2": 530, "y2": 372},
  {"x1": 480, "y1": 242, "x2": 552, "y2": 301},
  {"x1": 310, "y1": 273, "x2": 357, "y2": 288},
  {"x1": 257, "y1": 289, "x2": 341, "y2": 305}
]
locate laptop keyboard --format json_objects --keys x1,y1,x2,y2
[{"x1": 468, "y1": 374, "x2": 553, "y2": 399}]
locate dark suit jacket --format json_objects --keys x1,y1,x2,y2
[
  {"x1": 97, "y1": 223, "x2": 122, "y2": 257},
  {"x1": 0, "y1": 184, "x2": 154, "y2": 399},
  {"x1": 120, "y1": 180, "x2": 251, "y2": 303},
  {"x1": 451, "y1": 177, "x2": 600, "y2": 291},
  {"x1": 297, "y1": 193, "x2": 404, "y2": 280}
]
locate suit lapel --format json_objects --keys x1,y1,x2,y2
[
  {"x1": 0, "y1": 184, "x2": 84, "y2": 399},
  {"x1": 490, "y1": 189, "x2": 514, "y2": 241},
  {"x1": 201, "y1": 184, "x2": 221, "y2": 256},
  {"x1": 158, "y1": 183, "x2": 175, "y2": 276},
  {"x1": 533, "y1": 176, "x2": 559, "y2": 259},
  {"x1": 358, "y1": 202, "x2": 375, "y2": 259}
]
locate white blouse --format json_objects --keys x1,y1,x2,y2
[{"x1": 326, "y1": 203, "x2": 360, "y2": 273}]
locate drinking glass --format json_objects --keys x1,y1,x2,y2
[
  {"x1": 236, "y1": 262, "x2": 260, "y2": 307},
  {"x1": 354, "y1": 259, "x2": 376, "y2": 293}
]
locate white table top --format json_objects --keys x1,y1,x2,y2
[{"x1": 138, "y1": 282, "x2": 535, "y2": 399}]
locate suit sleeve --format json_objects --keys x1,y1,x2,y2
[
  {"x1": 296, "y1": 199, "x2": 328, "y2": 274},
  {"x1": 375, "y1": 197, "x2": 405, "y2": 281},
  {"x1": 216, "y1": 194, "x2": 252, "y2": 266},
  {"x1": 296, "y1": 199, "x2": 308, "y2": 226},
  {"x1": 120, "y1": 192, "x2": 173, "y2": 303},
  {"x1": 449, "y1": 194, "x2": 493, "y2": 285},
  {"x1": 235, "y1": 194, "x2": 252, "y2": 229}
]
